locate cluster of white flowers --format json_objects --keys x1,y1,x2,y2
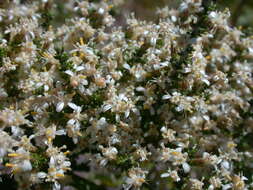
[{"x1": 0, "y1": 0, "x2": 252, "y2": 189}]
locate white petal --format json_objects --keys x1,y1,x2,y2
[
  {"x1": 56, "y1": 129, "x2": 66, "y2": 135},
  {"x1": 63, "y1": 161, "x2": 71, "y2": 167},
  {"x1": 21, "y1": 160, "x2": 32, "y2": 171},
  {"x1": 160, "y1": 126, "x2": 166, "y2": 132},
  {"x1": 182, "y1": 162, "x2": 190, "y2": 173},
  {"x1": 53, "y1": 182, "x2": 61, "y2": 190},
  {"x1": 65, "y1": 70, "x2": 74, "y2": 76},
  {"x1": 103, "y1": 104, "x2": 112, "y2": 112},
  {"x1": 209, "y1": 11, "x2": 217, "y2": 18},
  {"x1": 37, "y1": 172, "x2": 47, "y2": 178},
  {"x1": 50, "y1": 157, "x2": 55, "y2": 166},
  {"x1": 68, "y1": 102, "x2": 78, "y2": 110},
  {"x1": 161, "y1": 173, "x2": 170, "y2": 178},
  {"x1": 162, "y1": 94, "x2": 171, "y2": 100},
  {"x1": 123, "y1": 63, "x2": 131, "y2": 70},
  {"x1": 44, "y1": 85, "x2": 49, "y2": 91},
  {"x1": 125, "y1": 110, "x2": 130, "y2": 118},
  {"x1": 98, "y1": 8, "x2": 105, "y2": 15},
  {"x1": 76, "y1": 66, "x2": 85, "y2": 71},
  {"x1": 67, "y1": 119, "x2": 76, "y2": 125},
  {"x1": 56, "y1": 102, "x2": 64, "y2": 112},
  {"x1": 136, "y1": 86, "x2": 145, "y2": 92},
  {"x1": 35, "y1": 82, "x2": 43, "y2": 88},
  {"x1": 221, "y1": 160, "x2": 230, "y2": 170},
  {"x1": 202, "y1": 78, "x2": 210, "y2": 85},
  {"x1": 81, "y1": 79, "x2": 88, "y2": 85},
  {"x1": 208, "y1": 185, "x2": 214, "y2": 190},
  {"x1": 171, "y1": 15, "x2": 177, "y2": 22}
]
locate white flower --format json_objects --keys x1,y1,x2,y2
[
  {"x1": 161, "y1": 169, "x2": 180, "y2": 182},
  {"x1": 99, "y1": 146, "x2": 118, "y2": 160},
  {"x1": 124, "y1": 168, "x2": 148, "y2": 190}
]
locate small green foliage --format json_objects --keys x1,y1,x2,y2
[
  {"x1": 109, "y1": 7, "x2": 118, "y2": 17},
  {"x1": 4, "y1": 70, "x2": 21, "y2": 98},
  {"x1": 190, "y1": 1, "x2": 217, "y2": 38},
  {"x1": 33, "y1": 38, "x2": 43, "y2": 49},
  {"x1": 55, "y1": 48, "x2": 73, "y2": 71},
  {"x1": 8, "y1": 34, "x2": 23, "y2": 53},
  {"x1": 171, "y1": 46, "x2": 193, "y2": 70},
  {"x1": 0, "y1": 47, "x2": 7, "y2": 67},
  {"x1": 80, "y1": 120, "x2": 90, "y2": 129},
  {"x1": 88, "y1": 8, "x2": 103, "y2": 28},
  {"x1": 48, "y1": 105, "x2": 68, "y2": 125},
  {"x1": 127, "y1": 46, "x2": 148, "y2": 65},
  {"x1": 117, "y1": 68, "x2": 132, "y2": 83},
  {"x1": 71, "y1": 175, "x2": 105, "y2": 190},
  {"x1": 88, "y1": 90, "x2": 104, "y2": 108},
  {"x1": 72, "y1": 90, "x2": 104, "y2": 110},
  {"x1": 34, "y1": 86, "x2": 44, "y2": 95},
  {"x1": 41, "y1": 11, "x2": 53, "y2": 29},
  {"x1": 168, "y1": 45, "x2": 194, "y2": 94},
  {"x1": 125, "y1": 28, "x2": 133, "y2": 39},
  {"x1": 100, "y1": 111, "x2": 116, "y2": 124},
  {"x1": 0, "y1": 104, "x2": 4, "y2": 110},
  {"x1": 72, "y1": 93, "x2": 87, "y2": 106},
  {"x1": 54, "y1": 48, "x2": 73, "y2": 81},
  {"x1": 114, "y1": 154, "x2": 136, "y2": 170},
  {"x1": 187, "y1": 138, "x2": 198, "y2": 158},
  {"x1": 156, "y1": 38, "x2": 164, "y2": 49},
  {"x1": 31, "y1": 149, "x2": 49, "y2": 171}
]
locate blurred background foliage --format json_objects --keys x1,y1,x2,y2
[
  {"x1": 19, "y1": 0, "x2": 253, "y2": 28},
  {"x1": 122, "y1": 0, "x2": 253, "y2": 28}
]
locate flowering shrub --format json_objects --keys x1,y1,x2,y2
[{"x1": 0, "y1": 0, "x2": 253, "y2": 189}]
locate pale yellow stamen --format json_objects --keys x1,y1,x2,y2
[
  {"x1": 9, "y1": 105, "x2": 15, "y2": 110},
  {"x1": 64, "y1": 151, "x2": 70, "y2": 155},
  {"x1": 79, "y1": 75, "x2": 87, "y2": 79},
  {"x1": 48, "y1": 167, "x2": 56, "y2": 173},
  {"x1": 8, "y1": 153, "x2": 20, "y2": 157},
  {"x1": 143, "y1": 104, "x2": 150, "y2": 110},
  {"x1": 31, "y1": 111, "x2": 37, "y2": 115},
  {"x1": 137, "y1": 178, "x2": 145, "y2": 183},
  {"x1": 80, "y1": 37, "x2": 84, "y2": 46},
  {"x1": 77, "y1": 131, "x2": 82, "y2": 136},
  {"x1": 5, "y1": 163, "x2": 15, "y2": 167},
  {"x1": 79, "y1": 52, "x2": 85, "y2": 59},
  {"x1": 43, "y1": 52, "x2": 50, "y2": 58},
  {"x1": 171, "y1": 151, "x2": 180, "y2": 156},
  {"x1": 139, "y1": 41, "x2": 144, "y2": 46},
  {"x1": 55, "y1": 173, "x2": 65, "y2": 178},
  {"x1": 62, "y1": 167, "x2": 71, "y2": 171},
  {"x1": 13, "y1": 168, "x2": 21, "y2": 174}
]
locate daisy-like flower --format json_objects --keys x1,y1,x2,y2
[{"x1": 124, "y1": 168, "x2": 148, "y2": 190}]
